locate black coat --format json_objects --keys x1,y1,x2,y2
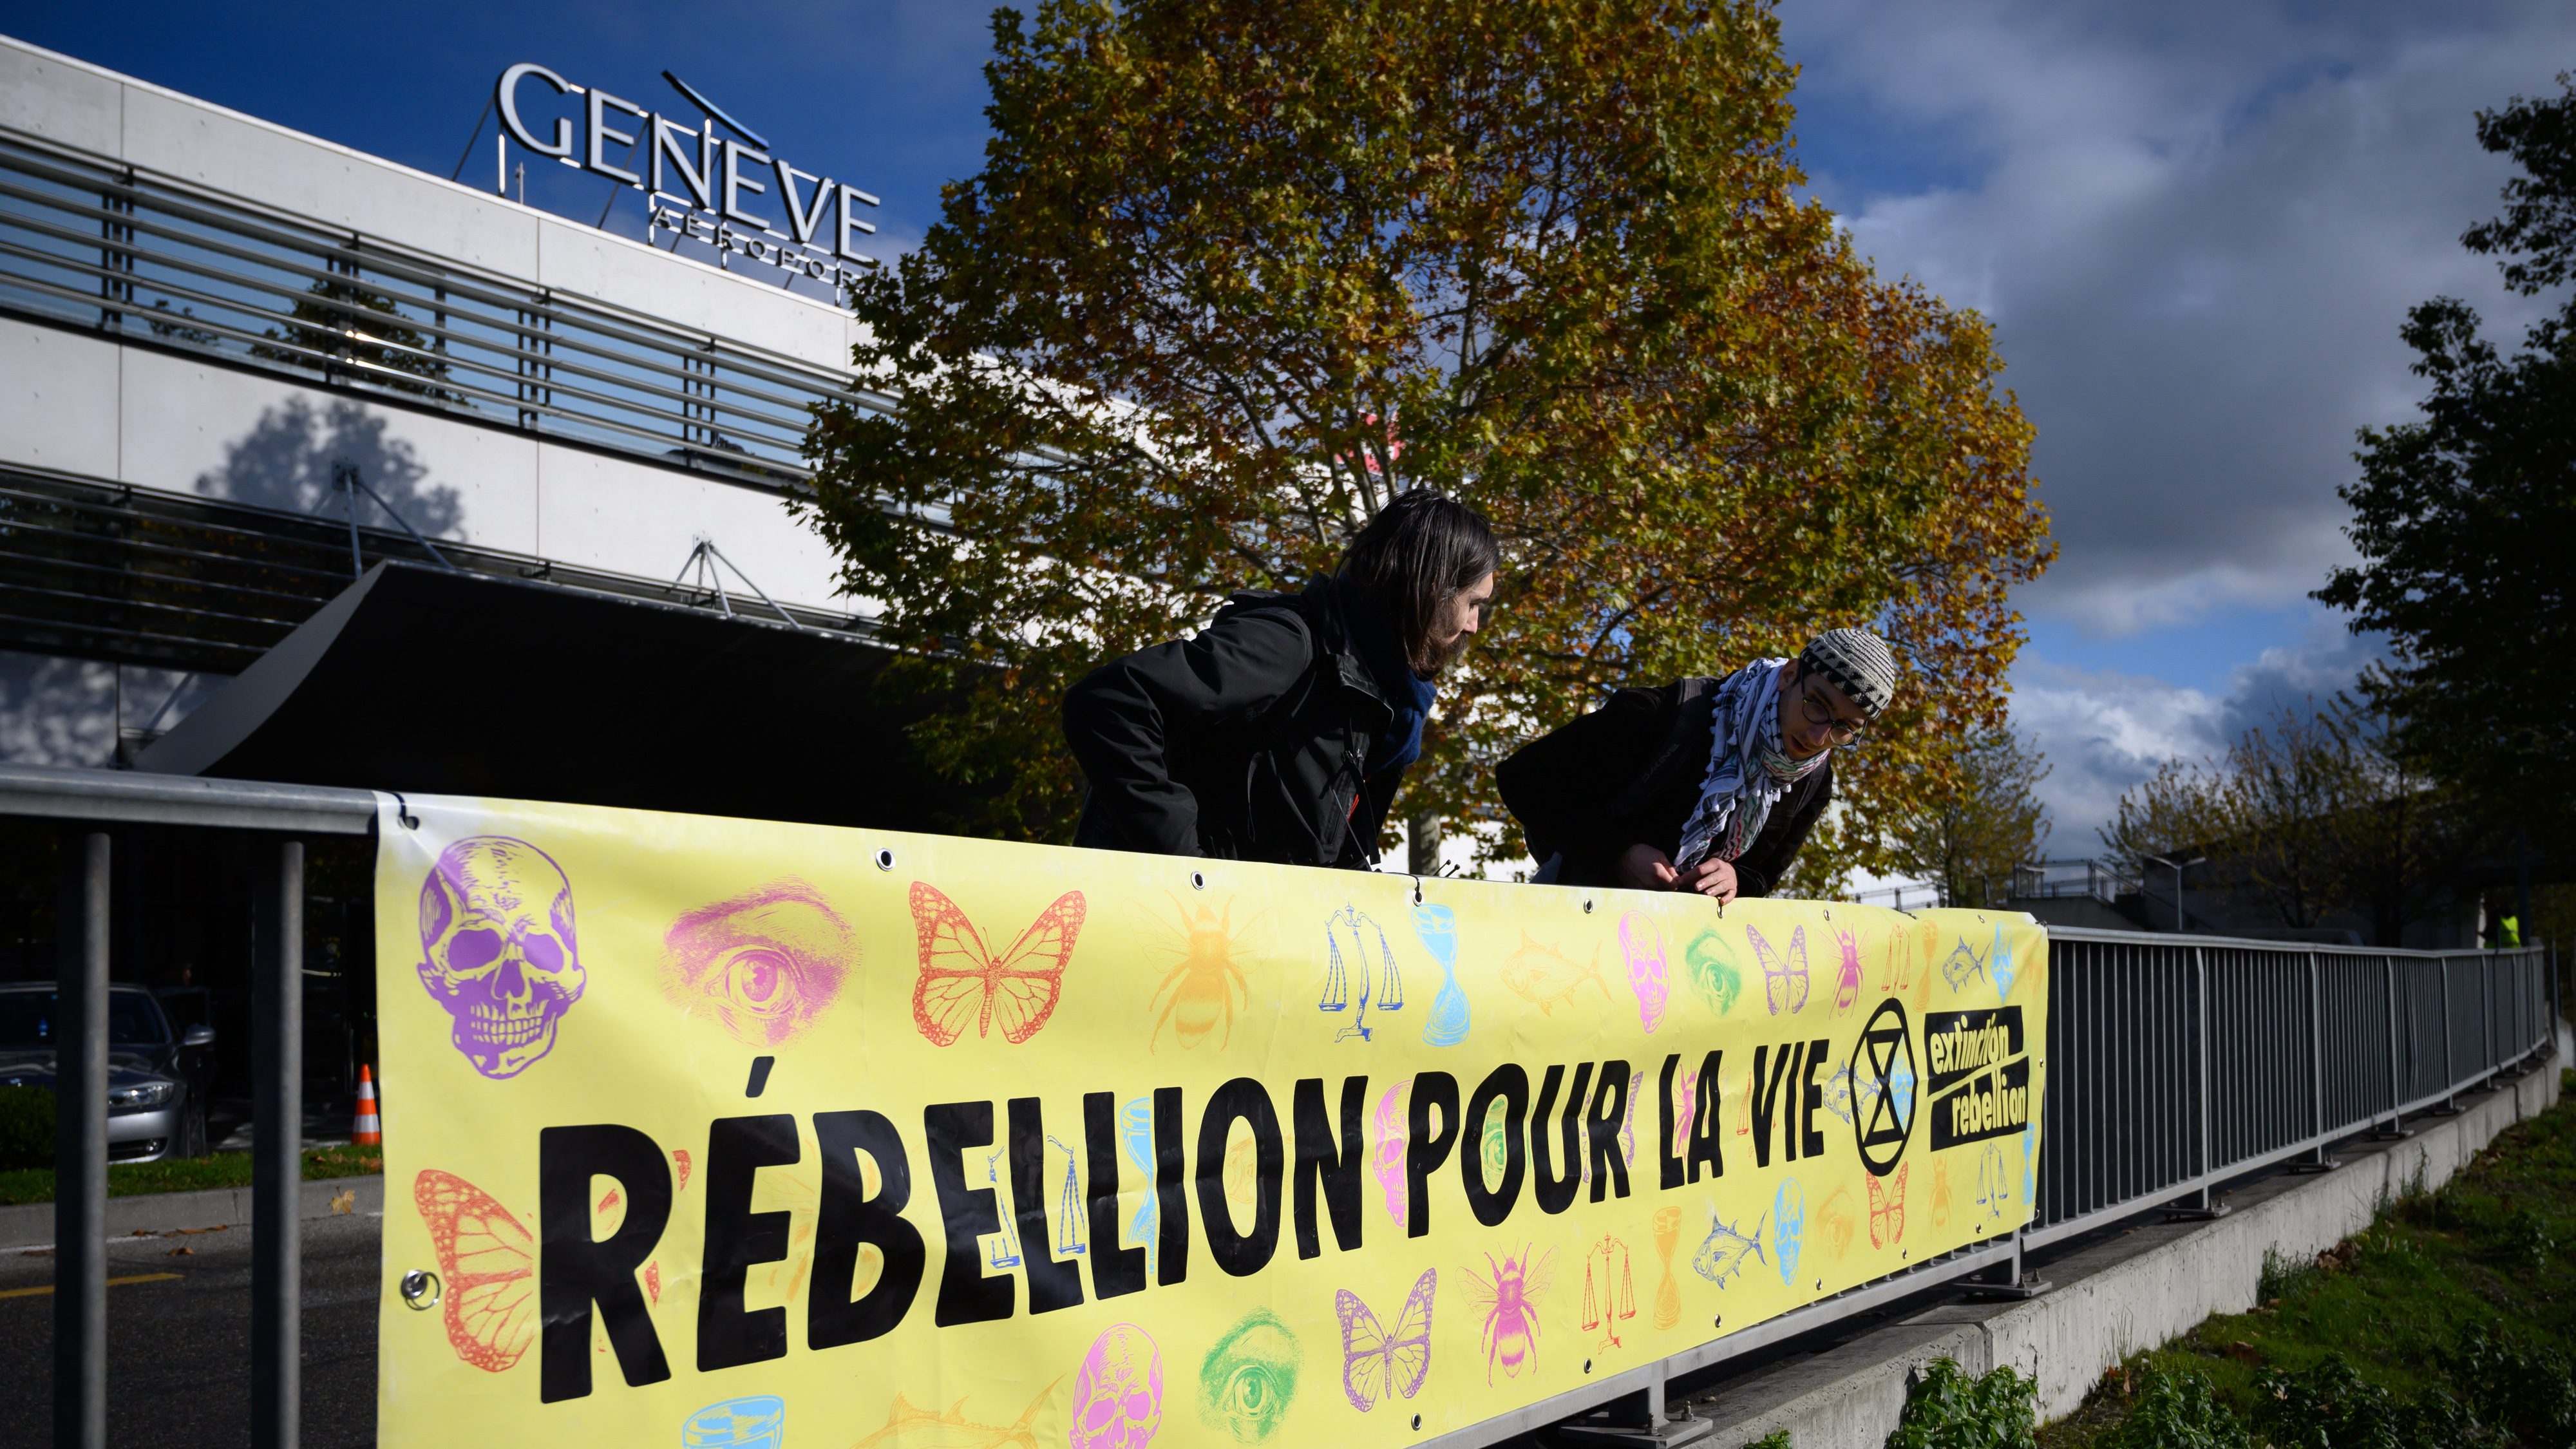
[
  {"x1": 1064, "y1": 578, "x2": 1402, "y2": 869},
  {"x1": 1497, "y1": 676, "x2": 1832, "y2": 897}
]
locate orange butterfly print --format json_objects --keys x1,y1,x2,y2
[
  {"x1": 413, "y1": 1169, "x2": 536, "y2": 1372},
  {"x1": 909, "y1": 882, "x2": 1086, "y2": 1046},
  {"x1": 1867, "y1": 1163, "x2": 1910, "y2": 1249}
]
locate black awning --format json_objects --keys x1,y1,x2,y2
[{"x1": 137, "y1": 562, "x2": 960, "y2": 831}]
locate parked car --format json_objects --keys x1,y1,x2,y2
[{"x1": 0, "y1": 984, "x2": 216, "y2": 1161}]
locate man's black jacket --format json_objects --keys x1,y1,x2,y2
[
  {"x1": 1064, "y1": 577, "x2": 1400, "y2": 868},
  {"x1": 1497, "y1": 676, "x2": 1831, "y2": 896}
]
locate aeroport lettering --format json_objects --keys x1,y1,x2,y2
[
  {"x1": 493, "y1": 62, "x2": 878, "y2": 286},
  {"x1": 530, "y1": 1040, "x2": 1864, "y2": 1403}
]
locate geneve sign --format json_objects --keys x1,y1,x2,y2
[{"x1": 496, "y1": 62, "x2": 878, "y2": 289}]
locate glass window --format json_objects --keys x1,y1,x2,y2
[
  {"x1": 108, "y1": 990, "x2": 170, "y2": 1046},
  {"x1": 0, "y1": 992, "x2": 50, "y2": 1048},
  {"x1": 0, "y1": 990, "x2": 170, "y2": 1047}
]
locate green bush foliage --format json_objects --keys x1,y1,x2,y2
[
  {"x1": 2440, "y1": 1321, "x2": 2576, "y2": 1443},
  {"x1": 0, "y1": 1084, "x2": 53, "y2": 1170},
  {"x1": 2251, "y1": 1354, "x2": 2424, "y2": 1449},
  {"x1": 1889, "y1": 1358, "x2": 2037, "y2": 1449},
  {"x1": 2098, "y1": 1366, "x2": 2248, "y2": 1449}
]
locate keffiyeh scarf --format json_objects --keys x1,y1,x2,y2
[{"x1": 1674, "y1": 658, "x2": 1830, "y2": 869}]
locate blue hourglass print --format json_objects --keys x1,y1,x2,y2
[{"x1": 1414, "y1": 903, "x2": 1469, "y2": 1046}]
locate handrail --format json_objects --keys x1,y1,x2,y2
[
  {"x1": 0, "y1": 764, "x2": 2555, "y2": 1449},
  {"x1": 2043, "y1": 922, "x2": 2502, "y2": 958},
  {"x1": 0, "y1": 762, "x2": 375, "y2": 834},
  {"x1": 0, "y1": 128, "x2": 891, "y2": 491}
]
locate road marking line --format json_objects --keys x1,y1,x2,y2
[{"x1": 0, "y1": 1272, "x2": 183, "y2": 1300}]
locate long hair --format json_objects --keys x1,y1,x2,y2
[{"x1": 1336, "y1": 490, "x2": 1501, "y2": 676}]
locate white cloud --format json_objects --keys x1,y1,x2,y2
[
  {"x1": 2011, "y1": 655, "x2": 2226, "y2": 849},
  {"x1": 1781, "y1": 0, "x2": 2576, "y2": 636},
  {"x1": 2007, "y1": 607, "x2": 2387, "y2": 849}
]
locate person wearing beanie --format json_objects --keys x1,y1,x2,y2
[
  {"x1": 1496, "y1": 629, "x2": 1899, "y2": 900},
  {"x1": 1064, "y1": 491, "x2": 1500, "y2": 869}
]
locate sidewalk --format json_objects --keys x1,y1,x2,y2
[{"x1": 0, "y1": 1174, "x2": 384, "y2": 1251}]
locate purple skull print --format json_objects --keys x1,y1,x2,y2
[{"x1": 417, "y1": 837, "x2": 584, "y2": 1077}]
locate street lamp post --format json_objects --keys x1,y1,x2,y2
[{"x1": 2145, "y1": 853, "x2": 2207, "y2": 933}]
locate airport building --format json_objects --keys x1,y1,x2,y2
[
  {"x1": 0, "y1": 33, "x2": 883, "y2": 771},
  {"x1": 0, "y1": 33, "x2": 945, "y2": 1113}
]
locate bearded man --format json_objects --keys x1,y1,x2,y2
[{"x1": 1498, "y1": 629, "x2": 1899, "y2": 901}]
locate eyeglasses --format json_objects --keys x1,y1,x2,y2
[{"x1": 1796, "y1": 677, "x2": 1869, "y2": 744}]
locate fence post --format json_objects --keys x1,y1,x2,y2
[
  {"x1": 2171, "y1": 944, "x2": 2228, "y2": 1217},
  {"x1": 2552, "y1": 943, "x2": 2563, "y2": 1066},
  {"x1": 2379, "y1": 956, "x2": 2408, "y2": 1139},
  {"x1": 2481, "y1": 951, "x2": 2495, "y2": 1082},
  {"x1": 2295, "y1": 951, "x2": 2335, "y2": 1173},
  {"x1": 252, "y1": 840, "x2": 305, "y2": 1449},
  {"x1": 54, "y1": 831, "x2": 109, "y2": 1449},
  {"x1": 2438, "y1": 955, "x2": 2458, "y2": 1112}
]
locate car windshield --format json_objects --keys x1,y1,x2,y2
[{"x1": 0, "y1": 990, "x2": 170, "y2": 1048}]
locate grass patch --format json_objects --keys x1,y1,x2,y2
[
  {"x1": 0, "y1": 1146, "x2": 384, "y2": 1206},
  {"x1": 2044, "y1": 1070, "x2": 2576, "y2": 1448}
]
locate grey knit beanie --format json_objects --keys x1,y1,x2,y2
[{"x1": 1799, "y1": 628, "x2": 1899, "y2": 719}]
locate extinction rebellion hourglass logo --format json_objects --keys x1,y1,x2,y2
[{"x1": 1851, "y1": 999, "x2": 1917, "y2": 1177}]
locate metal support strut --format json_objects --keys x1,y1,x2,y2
[
  {"x1": 55, "y1": 831, "x2": 109, "y2": 1449},
  {"x1": 2290, "y1": 951, "x2": 2340, "y2": 1173},
  {"x1": 252, "y1": 840, "x2": 304, "y2": 1449},
  {"x1": 1557, "y1": 1378, "x2": 1714, "y2": 1448},
  {"x1": 2167, "y1": 945, "x2": 2230, "y2": 1220}
]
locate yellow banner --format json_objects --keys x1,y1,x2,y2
[{"x1": 372, "y1": 794, "x2": 2047, "y2": 1449}]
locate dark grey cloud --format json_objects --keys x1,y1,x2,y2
[
  {"x1": 2006, "y1": 611, "x2": 2383, "y2": 848},
  {"x1": 1781, "y1": 0, "x2": 2576, "y2": 634}
]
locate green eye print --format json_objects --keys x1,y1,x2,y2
[
  {"x1": 1685, "y1": 927, "x2": 1743, "y2": 1016},
  {"x1": 1200, "y1": 1309, "x2": 1300, "y2": 1444}
]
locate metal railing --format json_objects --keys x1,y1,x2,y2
[
  {"x1": 2013, "y1": 857, "x2": 2142, "y2": 905},
  {"x1": 0, "y1": 129, "x2": 889, "y2": 491},
  {"x1": 1, "y1": 762, "x2": 2559, "y2": 1449},
  {"x1": 2027, "y1": 930, "x2": 2553, "y2": 1247}
]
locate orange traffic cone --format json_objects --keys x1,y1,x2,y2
[{"x1": 352, "y1": 1065, "x2": 381, "y2": 1146}]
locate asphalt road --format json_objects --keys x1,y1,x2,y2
[{"x1": 0, "y1": 1213, "x2": 380, "y2": 1449}]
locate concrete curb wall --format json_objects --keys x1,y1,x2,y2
[
  {"x1": 0, "y1": 1173, "x2": 383, "y2": 1250},
  {"x1": 1691, "y1": 1049, "x2": 2564, "y2": 1447}
]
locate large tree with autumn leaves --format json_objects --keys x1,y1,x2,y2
[{"x1": 800, "y1": 0, "x2": 2052, "y2": 882}]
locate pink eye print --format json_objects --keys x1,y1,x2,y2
[{"x1": 661, "y1": 880, "x2": 855, "y2": 1047}]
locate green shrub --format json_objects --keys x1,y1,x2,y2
[
  {"x1": 2099, "y1": 1365, "x2": 2249, "y2": 1449},
  {"x1": 2247, "y1": 1354, "x2": 2497, "y2": 1449},
  {"x1": 2255, "y1": 1245, "x2": 2315, "y2": 1304},
  {"x1": 2493, "y1": 1204, "x2": 2557, "y2": 1271},
  {"x1": 0, "y1": 1086, "x2": 53, "y2": 1170},
  {"x1": 1886, "y1": 1358, "x2": 2035, "y2": 1449},
  {"x1": 2443, "y1": 1321, "x2": 2576, "y2": 1442}
]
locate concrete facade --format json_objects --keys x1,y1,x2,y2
[
  {"x1": 0, "y1": 35, "x2": 864, "y2": 613},
  {"x1": 0, "y1": 34, "x2": 886, "y2": 767},
  {"x1": 1682, "y1": 1046, "x2": 2567, "y2": 1445}
]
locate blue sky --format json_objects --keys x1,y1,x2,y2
[{"x1": 6, "y1": 0, "x2": 2570, "y2": 851}]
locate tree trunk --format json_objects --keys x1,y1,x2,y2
[{"x1": 1408, "y1": 811, "x2": 1442, "y2": 876}]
